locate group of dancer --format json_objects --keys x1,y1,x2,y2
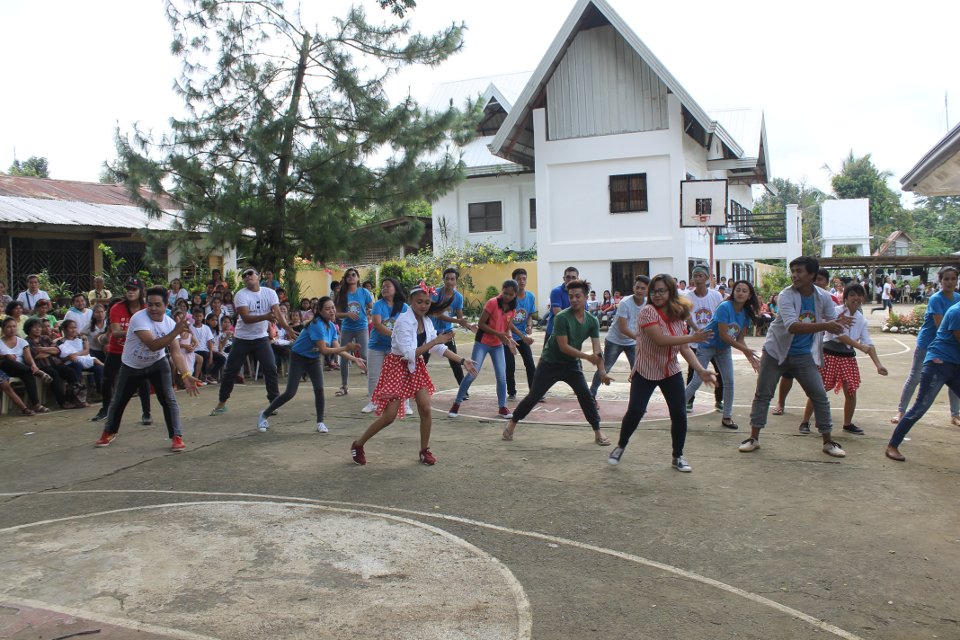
[{"x1": 88, "y1": 258, "x2": 960, "y2": 470}]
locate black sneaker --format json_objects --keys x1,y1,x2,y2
[
  {"x1": 141, "y1": 413, "x2": 152, "y2": 426},
  {"x1": 91, "y1": 409, "x2": 107, "y2": 422},
  {"x1": 686, "y1": 400, "x2": 694, "y2": 412},
  {"x1": 608, "y1": 446, "x2": 624, "y2": 465},
  {"x1": 798, "y1": 422, "x2": 811, "y2": 435},
  {"x1": 714, "y1": 401, "x2": 723, "y2": 412},
  {"x1": 842, "y1": 424, "x2": 865, "y2": 435},
  {"x1": 507, "y1": 393, "x2": 517, "y2": 401}
]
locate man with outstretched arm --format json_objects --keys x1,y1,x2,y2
[
  {"x1": 738, "y1": 256, "x2": 854, "y2": 457},
  {"x1": 95, "y1": 287, "x2": 200, "y2": 451},
  {"x1": 502, "y1": 279, "x2": 612, "y2": 446}
]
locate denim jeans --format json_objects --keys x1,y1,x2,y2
[
  {"x1": 590, "y1": 339, "x2": 636, "y2": 397},
  {"x1": 512, "y1": 359, "x2": 601, "y2": 430},
  {"x1": 265, "y1": 352, "x2": 325, "y2": 422},
  {"x1": 749, "y1": 351, "x2": 832, "y2": 432},
  {"x1": 106, "y1": 359, "x2": 180, "y2": 437},
  {"x1": 617, "y1": 371, "x2": 687, "y2": 458},
  {"x1": 685, "y1": 346, "x2": 735, "y2": 419},
  {"x1": 455, "y1": 342, "x2": 507, "y2": 407},
  {"x1": 890, "y1": 361, "x2": 960, "y2": 447},
  {"x1": 898, "y1": 345, "x2": 960, "y2": 416}
]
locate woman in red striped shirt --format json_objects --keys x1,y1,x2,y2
[{"x1": 609, "y1": 274, "x2": 716, "y2": 472}]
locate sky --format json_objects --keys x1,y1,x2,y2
[{"x1": 2, "y1": 0, "x2": 958, "y2": 202}]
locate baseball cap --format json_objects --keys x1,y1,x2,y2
[{"x1": 125, "y1": 277, "x2": 145, "y2": 289}]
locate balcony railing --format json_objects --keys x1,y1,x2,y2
[{"x1": 716, "y1": 206, "x2": 786, "y2": 245}]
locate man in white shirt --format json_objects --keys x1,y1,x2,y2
[
  {"x1": 683, "y1": 265, "x2": 724, "y2": 411},
  {"x1": 94, "y1": 286, "x2": 199, "y2": 451},
  {"x1": 210, "y1": 268, "x2": 298, "y2": 416},
  {"x1": 63, "y1": 293, "x2": 93, "y2": 336},
  {"x1": 16, "y1": 274, "x2": 50, "y2": 312}
]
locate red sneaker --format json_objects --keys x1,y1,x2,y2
[
  {"x1": 419, "y1": 448, "x2": 437, "y2": 465},
  {"x1": 351, "y1": 441, "x2": 366, "y2": 465},
  {"x1": 448, "y1": 403, "x2": 460, "y2": 418},
  {"x1": 170, "y1": 435, "x2": 186, "y2": 452},
  {"x1": 498, "y1": 406, "x2": 514, "y2": 419},
  {"x1": 95, "y1": 431, "x2": 116, "y2": 447}
]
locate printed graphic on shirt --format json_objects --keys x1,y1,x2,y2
[
  {"x1": 725, "y1": 323, "x2": 741, "y2": 339},
  {"x1": 347, "y1": 300, "x2": 362, "y2": 317},
  {"x1": 694, "y1": 307, "x2": 714, "y2": 327},
  {"x1": 513, "y1": 307, "x2": 528, "y2": 325},
  {"x1": 383, "y1": 316, "x2": 397, "y2": 330},
  {"x1": 798, "y1": 311, "x2": 816, "y2": 323}
]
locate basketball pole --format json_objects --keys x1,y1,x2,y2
[{"x1": 709, "y1": 226, "x2": 715, "y2": 281}]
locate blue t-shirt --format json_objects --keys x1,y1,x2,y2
[
  {"x1": 369, "y1": 299, "x2": 408, "y2": 352},
  {"x1": 431, "y1": 289, "x2": 464, "y2": 333},
  {"x1": 512, "y1": 291, "x2": 537, "y2": 336},
  {"x1": 703, "y1": 300, "x2": 750, "y2": 350},
  {"x1": 546, "y1": 284, "x2": 570, "y2": 334},
  {"x1": 788, "y1": 294, "x2": 817, "y2": 355},
  {"x1": 917, "y1": 290, "x2": 960, "y2": 349},
  {"x1": 924, "y1": 302, "x2": 960, "y2": 365},
  {"x1": 291, "y1": 319, "x2": 339, "y2": 359},
  {"x1": 340, "y1": 288, "x2": 374, "y2": 332}
]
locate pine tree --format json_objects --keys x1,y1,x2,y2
[{"x1": 115, "y1": 0, "x2": 480, "y2": 279}]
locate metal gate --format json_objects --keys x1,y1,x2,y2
[{"x1": 9, "y1": 238, "x2": 92, "y2": 297}]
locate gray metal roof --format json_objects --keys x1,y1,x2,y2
[
  {"x1": 423, "y1": 72, "x2": 533, "y2": 114},
  {"x1": 0, "y1": 195, "x2": 185, "y2": 231},
  {"x1": 901, "y1": 121, "x2": 960, "y2": 196}
]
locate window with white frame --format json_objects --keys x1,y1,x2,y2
[{"x1": 468, "y1": 201, "x2": 503, "y2": 233}]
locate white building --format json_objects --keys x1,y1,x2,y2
[{"x1": 433, "y1": 0, "x2": 796, "y2": 306}]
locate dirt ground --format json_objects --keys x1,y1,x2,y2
[{"x1": 1, "y1": 314, "x2": 958, "y2": 639}]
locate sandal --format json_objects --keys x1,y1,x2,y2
[
  {"x1": 772, "y1": 405, "x2": 784, "y2": 416},
  {"x1": 20, "y1": 407, "x2": 35, "y2": 416},
  {"x1": 890, "y1": 413, "x2": 904, "y2": 425},
  {"x1": 595, "y1": 435, "x2": 611, "y2": 446},
  {"x1": 952, "y1": 416, "x2": 960, "y2": 427},
  {"x1": 335, "y1": 386, "x2": 349, "y2": 397},
  {"x1": 502, "y1": 428, "x2": 513, "y2": 441},
  {"x1": 721, "y1": 419, "x2": 739, "y2": 430}
]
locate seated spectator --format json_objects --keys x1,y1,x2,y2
[
  {"x1": 298, "y1": 298, "x2": 314, "y2": 324},
  {"x1": 4, "y1": 301, "x2": 28, "y2": 338},
  {"x1": 598, "y1": 290, "x2": 615, "y2": 327},
  {"x1": 63, "y1": 293, "x2": 93, "y2": 336},
  {"x1": 260, "y1": 269, "x2": 281, "y2": 290},
  {"x1": 57, "y1": 318, "x2": 104, "y2": 399},
  {"x1": 88, "y1": 303, "x2": 108, "y2": 362},
  {"x1": 16, "y1": 274, "x2": 50, "y2": 313},
  {"x1": 204, "y1": 313, "x2": 227, "y2": 383},
  {"x1": 168, "y1": 278, "x2": 189, "y2": 308},
  {"x1": 221, "y1": 290, "x2": 236, "y2": 319},
  {"x1": 0, "y1": 316, "x2": 49, "y2": 414},
  {"x1": 88, "y1": 276, "x2": 112, "y2": 304},
  {"x1": 31, "y1": 298, "x2": 59, "y2": 331},
  {"x1": 0, "y1": 369, "x2": 30, "y2": 414},
  {"x1": 190, "y1": 308, "x2": 213, "y2": 381},
  {"x1": 25, "y1": 317, "x2": 80, "y2": 409}
]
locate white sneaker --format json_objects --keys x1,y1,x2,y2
[
  {"x1": 257, "y1": 411, "x2": 269, "y2": 433},
  {"x1": 672, "y1": 456, "x2": 692, "y2": 472},
  {"x1": 738, "y1": 437, "x2": 759, "y2": 452},
  {"x1": 822, "y1": 440, "x2": 846, "y2": 457},
  {"x1": 361, "y1": 402, "x2": 377, "y2": 413},
  {"x1": 404, "y1": 400, "x2": 413, "y2": 416},
  {"x1": 316, "y1": 422, "x2": 329, "y2": 434}
]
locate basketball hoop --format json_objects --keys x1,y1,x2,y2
[{"x1": 696, "y1": 215, "x2": 712, "y2": 241}]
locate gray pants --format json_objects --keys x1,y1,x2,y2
[
  {"x1": 367, "y1": 349, "x2": 387, "y2": 397},
  {"x1": 264, "y1": 352, "x2": 325, "y2": 421},
  {"x1": 750, "y1": 351, "x2": 832, "y2": 433},
  {"x1": 339, "y1": 327, "x2": 369, "y2": 389}
]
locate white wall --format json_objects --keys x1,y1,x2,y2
[
  {"x1": 431, "y1": 173, "x2": 536, "y2": 253},
  {"x1": 821, "y1": 198, "x2": 870, "y2": 257}
]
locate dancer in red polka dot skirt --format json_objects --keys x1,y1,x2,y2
[
  {"x1": 350, "y1": 282, "x2": 478, "y2": 466},
  {"x1": 798, "y1": 283, "x2": 888, "y2": 436}
]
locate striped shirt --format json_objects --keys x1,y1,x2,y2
[{"x1": 634, "y1": 305, "x2": 687, "y2": 380}]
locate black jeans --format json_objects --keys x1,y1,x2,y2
[
  {"x1": 618, "y1": 371, "x2": 687, "y2": 458},
  {"x1": 264, "y1": 352, "x2": 325, "y2": 421},
  {"x1": 504, "y1": 338, "x2": 536, "y2": 396},
  {"x1": 0, "y1": 359, "x2": 39, "y2": 405},
  {"x1": 423, "y1": 340, "x2": 464, "y2": 384},
  {"x1": 101, "y1": 352, "x2": 151, "y2": 415},
  {"x1": 37, "y1": 360, "x2": 77, "y2": 407},
  {"x1": 512, "y1": 359, "x2": 601, "y2": 431},
  {"x1": 106, "y1": 359, "x2": 181, "y2": 437},
  {"x1": 219, "y1": 337, "x2": 279, "y2": 403}
]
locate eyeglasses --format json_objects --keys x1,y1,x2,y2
[
  {"x1": 650, "y1": 288, "x2": 670, "y2": 296},
  {"x1": 241, "y1": 270, "x2": 257, "y2": 277}
]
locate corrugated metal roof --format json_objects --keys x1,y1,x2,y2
[
  {"x1": 423, "y1": 72, "x2": 533, "y2": 114},
  {"x1": 0, "y1": 175, "x2": 181, "y2": 209},
  {"x1": 709, "y1": 108, "x2": 762, "y2": 158},
  {"x1": 0, "y1": 195, "x2": 184, "y2": 230}
]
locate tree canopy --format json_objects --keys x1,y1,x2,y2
[
  {"x1": 6, "y1": 156, "x2": 49, "y2": 178},
  {"x1": 827, "y1": 151, "x2": 911, "y2": 250},
  {"x1": 114, "y1": 0, "x2": 481, "y2": 277},
  {"x1": 752, "y1": 177, "x2": 827, "y2": 256}
]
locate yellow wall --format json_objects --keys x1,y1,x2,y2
[{"x1": 753, "y1": 262, "x2": 781, "y2": 288}]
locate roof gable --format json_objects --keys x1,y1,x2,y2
[{"x1": 489, "y1": 0, "x2": 761, "y2": 173}]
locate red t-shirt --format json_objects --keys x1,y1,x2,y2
[
  {"x1": 107, "y1": 303, "x2": 138, "y2": 355},
  {"x1": 477, "y1": 296, "x2": 516, "y2": 347}
]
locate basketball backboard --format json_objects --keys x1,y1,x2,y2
[{"x1": 680, "y1": 179, "x2": 728, "y2": 228}]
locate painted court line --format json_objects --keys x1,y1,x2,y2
[{"x1": 1, "y1": 489, "x2": 864, "y2": 640}]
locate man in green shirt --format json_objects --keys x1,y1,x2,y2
[{"x1": 502, "y1": 279, "x2": 612, "y2": 445}]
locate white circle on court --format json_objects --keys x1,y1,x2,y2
[{"x1": 0, "y1": 501, "x2": 531, "y2": 640}]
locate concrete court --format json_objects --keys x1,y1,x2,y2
[{"x1": 0, "y1": 323, "x2": 958, "y2": 640}]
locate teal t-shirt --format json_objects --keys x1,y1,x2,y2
[
  {"x1": 788, "y1": 294, "x2": 816, "y2": 355},
  {"x1": 512, "y1": 291, "x2": 537, "y2": 336},
  {"x1": 340, "y1": 288, "x2": 374, "y2": 332},
  {"x1": 369, "y1": 299, "x2": 408, "y2": 352},
  {"x1": 291, "y1": 319, "x2": 339, "y2": 359},
  {"x1": 704, "y1": 300, "x2": 750, "y2": 350},
  {"x1": 924, "y1": 303, "x2": 960, "y2": 365}
]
